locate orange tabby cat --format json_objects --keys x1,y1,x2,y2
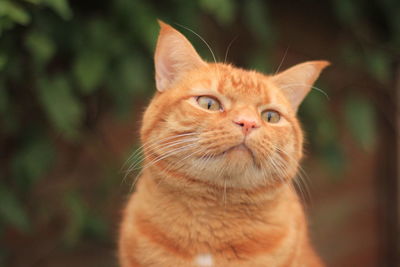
[{"x1": 119, "y1": 21, "x2": 329, "y2": 267}]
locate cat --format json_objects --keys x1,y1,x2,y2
[{"x1": 118, "y1": 21, "x2": 329, "y2": 267}]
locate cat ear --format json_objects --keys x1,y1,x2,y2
[
  {"x1": 154, "y1": 21, "x2": 206, "y2": 92},
  {"x1": 271, "y1": 61, "x2": 330, "y2": 111}
]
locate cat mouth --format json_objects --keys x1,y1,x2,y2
[
  {"x1": 223, "y1": 143, "x2": 256, "y2": 161},
  {"x1": 198, "y1": 143, "x2": 256, "y2": 163},
  {"x1": 225, "y1": 143, "x2": 252, "y2": 154}
]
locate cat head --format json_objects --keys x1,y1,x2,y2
[{"x1": 140, "y1": 21, "x2": 329, "y2": 190}]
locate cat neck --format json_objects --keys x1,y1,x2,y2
[
  {"x1": 139, "y1": 168, "x2": 298, "y2": 209},
  {"x1": 129, "y1": 170, "x2": 306, "y2": 263}
]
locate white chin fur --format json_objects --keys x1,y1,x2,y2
[{"x1": 194, "y1": 253, "x2": 214, "y2": 267}]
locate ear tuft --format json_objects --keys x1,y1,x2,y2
[
  {"x1": 271, "y1": 60, "x2": 330, "y2": 111},
  {"x1": 154, "y1": 21, "x2": 206, "y2": 92}
]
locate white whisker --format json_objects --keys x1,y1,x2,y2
[
  {"x1": 128, "y1": 143, "x2": 199, "y2": 191},
  {"x1": 175, "y1": 23, "x2": 218, "y2": 65},
  {"x1": 224, "y1": 35, "x2": 239, "y2": 64},
  {"x1": 280, "y1": 83, "x2": 330, "y2": 100},
  {"x1": 121, "y1": 132, "x2": 197, "y2": 171},
  {"x1": 274, "y1": 46, "x2": 289, "y2": 75},
  {"x1": 271, "y1": 144, "x2": 312, "y2": 203},
  {"x1": 126, "y1": 138, "x2": 198, "y2": 172},
  {"x1": 122, "y1": 137, "x2": 198, "y2": 185}
]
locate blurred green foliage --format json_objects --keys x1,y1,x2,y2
[{"x1": 0, "y1": 0, "x2": 398, "y2": 265}]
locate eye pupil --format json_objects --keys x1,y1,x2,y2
[
  {"x1": 196, "y1": 96, "x2": 221, "y2": 111},
  {"x1": 267, "y1": 112, "x2": 272, "y2": 121},
  {"x1": 261, "y1": 110, "x2": 280, "y2": 123}
]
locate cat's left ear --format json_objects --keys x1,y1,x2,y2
[
  {"x1": 271, "y1": 61, "x2": 330, "y2": 111},
  {"x1": 154, "y1": 21, "x2": 206, "y2": 92}
]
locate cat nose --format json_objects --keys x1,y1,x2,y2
[{"x1": 233, "y1": 119, "x2": 260, "y2": 135}]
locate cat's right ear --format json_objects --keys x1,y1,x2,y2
[
  {"x1": 154, "y1": 21, "x2": 206, "y2": 92},
  {"x1": 271, "y1": 61, "x2": 330, "y2": 111}
]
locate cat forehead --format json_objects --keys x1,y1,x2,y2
[
  {"x1": 217, "y1": 70, "x2": 266, "y2": 96},
  {"x1": 188, "y1": 65, "x2": 282, "y2": 104}
]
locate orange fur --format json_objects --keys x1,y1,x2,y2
[{"x1": 119, "y1": 21, "x2": 329, "y2": 267}]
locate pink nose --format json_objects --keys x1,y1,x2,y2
[{"x1": 233, "y1": 119, "x2": 259, "y2": 135}]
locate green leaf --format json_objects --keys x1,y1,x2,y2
[
  {"x1": 0, "y1": 81, "x2": 8, "y2": 114},
  {"x1": 23, "y1": 0, "x2": 45, "y2": 4},
  {"x1": 339, "y1": 44, "x2": 362, "y2": 67},
  {"x1": 0, "y1": 53, "x2": 7, "y2": 71},
  {"x1": 85, "y1": 19, "x2": 112, "y2": 50},
  {"x1": 42, "y1": 0, "x2": 72, "y2": 20},
  {"x1": 199, "y1": 0, "x2": 236, "y2": 25},
  {"x1": 0, "y1": 1, "x2": 30, "y2": 25},
  {"x1": 0, "y1": 183, "x2": 30, "y2": 232},
  {"x1": 63, "y1": 192, "x2": 108, "y2": 244},
  {"x1": 365, "y1": 49, "x2": 390, "y2": 84},
  {"x1": 345, "y1": 95, "x2": 377, "y2": 151},
  {"x1": 0, "y1": 17, "x2": 15, "y2": 35},
  {"x1": 300, "y1": 88, "x2": 335, "y2": 146},
  {"x1": 316, "y1": 119, "x2": 337, "y2": 147},
  {"x1": 247, "y1": 49, "x2": 272, "y2": 73},
  {"x1": 244, "y1": 0, "x2": 273, "y2": 43},
  {"x1": 127, "y1": 1, "x2": 158, "y2": 52},
  {"x1": 84, "y1": 215, "x2": 107, "y2": 240},
  {"x1": 106, "y1": 52, "x2": 151, "y2": 117},
  {"x1": 301, "y1": 89, "x2": 327, "y2": 115},
  {"x1": 73, "y1": 49, "x2": 107, "y2": 94},
  {"x1": 332, "y1": 0, "x2": 359, "y2": 25},
  {"x1": 119, "y1": 53, "x2": 149, "y2": 93},
  {"x1": 63, "y1": 192, "x2": 86, "y2": 246},
  {"x1": 12, "y1": 133, "x2": 55, "y2": 186},
  {"x1": 25, "y1": 31, "x2": 56, "y2": 66},
  {"x1": 321, "y1": 143, "x2": 346, "y2": 178},
  {"x1": 0, "y1": 104, "x2": 19, "y2": 134},
  {"x1": 37, "y1": 76, "x2": 83, "y2": 139}
]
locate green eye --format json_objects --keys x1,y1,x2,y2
[
  {"x1": 196, "y1": 96, "x2": 222, "y2": 111},
  {"x1": 261, "y1": 110, "x2": 280, "y2": 123}
]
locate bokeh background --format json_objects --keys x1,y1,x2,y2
[{"x1": 0, "y1": 0, "x2": 398, "y2": 266}]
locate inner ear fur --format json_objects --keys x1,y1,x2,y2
[
  {"x1": 271, "y1": 61, "x2": 330, "y2": 111},
  {"x1": 154, "y1": 21, "x2": 206, "y2": 92}
]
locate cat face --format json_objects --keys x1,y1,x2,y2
[{"x1": 140, "y1": 22, "x2": 329, "y2": 189}]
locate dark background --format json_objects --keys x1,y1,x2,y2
[{"x1": 0, "y1": 0, "x2": 398, "y2": 266}]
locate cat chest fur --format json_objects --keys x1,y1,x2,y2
[{"x1": 120, "y1": 174, "x2": 309, "y2": 267}]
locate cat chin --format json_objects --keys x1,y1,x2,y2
[
  {"x1": 187, "y1": 147, "x2": 294, "y2": 188},
  {"x1": 187, "y1": 158, "x2": 269, "y2": 188},
  {"x1": 223, "y1": 148, "x2": 252, "y2": 160},
  {"x1": 224, "y1": 143, "x2": 254, "y2": 157}
]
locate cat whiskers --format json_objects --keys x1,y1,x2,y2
[
  {"x1": 174, "y1": 23, "x2": 222, "y2": 83},
  {"x1": 128, "y1": 137, "x2": 198, "y2": 172},
  {"x1": 250, "y1": 145, "x2": 275, "y2": 187},
  {"x1": 195, "y1": 152, "x2": 214, "y2": 173},
  {"x1": 123, "y1": 133, "x2": 198, "y2": 187},
  {"x1": 129, "y1": 142, "x2": 200, "y2": 192},
  {"x1": 153, "y1": 146, "x2": 211, "y2": 190},
  {"x1": 123, "y1": 139, "x2": 197, "y2": 186},
  {"x1": 280, "y1": 83, "x2": 330, "y2": 100},
  {"x1": 274, "y1": 46, "x2": 289, "y2": 75},
  {"x1": 179, "y1": 147, "x2": 229, "y2": 204},
  {"x1": 214, "y1": 155, "x2": 229, "y2": 205},
  {"x1": 268, "y1": 155, "x2": 300, "y2": 199},
  {"x1": 224, "y1": 35, "x2": 239, "y2": 64},
  {"x1": 271, "y1": 144, "x2": 312, "y2": 203},
  {"x1": 121, "y1": 132, "x2": 198, "y2": 174},
  {"x1": 141, "y1": 142, "x2": 198, "y2": 172},
  {"x1": 175, "y1": 23, "x2": 217, "y2": 65}
]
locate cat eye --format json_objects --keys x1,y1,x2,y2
[
  {"x1": 261, "y1": 110, "x2": 280, "y2": 123},
  {"x1": 196, "y1": 96, "x2": 222, "y2": 111}
]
